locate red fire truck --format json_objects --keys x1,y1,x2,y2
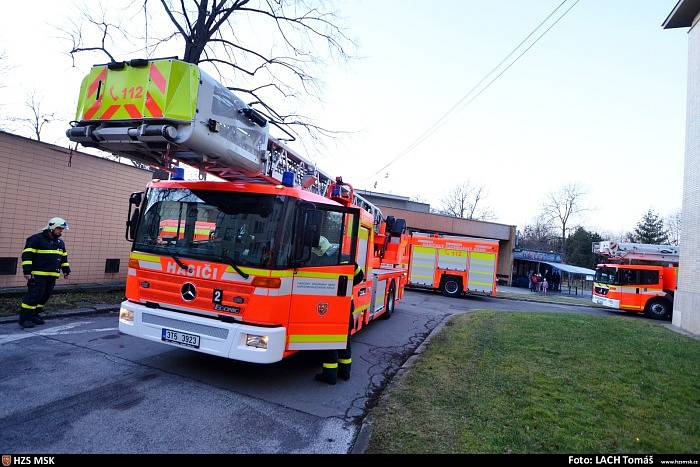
[
  {"x1": 67, "y1": 58, "x2": 410, "y2": 363},
  {"x1": 592, "y1": 241, "x2": 679, "y2": 320}
]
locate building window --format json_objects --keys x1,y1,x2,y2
[
  {"x1": 105, "y1": 259, "x2": 120, "y2": 274},
  {"x1": 0, "y1": 258, "x2": 18, "y2": 275}
]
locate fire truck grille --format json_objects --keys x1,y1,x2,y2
[{"x1": 142, "y1": 313, "x2": 229, "y2": 339}]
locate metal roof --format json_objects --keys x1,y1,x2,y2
[
  {"x1": 542, "y1": 261, "x2": 596, "y2": 276},
  {"x1": 663, "y1": 0, "x2": 700, "y2": 29}
]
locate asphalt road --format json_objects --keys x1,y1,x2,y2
[{"x1": 0, "y1": 290, "x2": 649, "y2": 453}]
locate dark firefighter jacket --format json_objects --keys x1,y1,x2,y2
[
  {"x1": 21, "y1": 230, "x2": 70, "y2": 277},
  {"x1": 353, "y1": 263, "x2": 365, "y2": 286}
]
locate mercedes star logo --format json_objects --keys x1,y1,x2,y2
[{"x1": 181, "y1": 282, "x2": 197, "y2": 301}]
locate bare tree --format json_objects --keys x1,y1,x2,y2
[
  {"x1": 665, "y1": 209, "x2": 682, "y2": 246},
  {"x1": 439, "y1": 182, "x2": 494, "y2": 221},
  {"x1": 63, "y1": 0, "x2": 353, "y2": 143},
  {"x1": 519, "y1": 215, "x2": 556, "y2": 251},
  {"x1": 541, "y1": 183, "x2": 587, "y2": 261},
  {"x1": 9, "y1": 93, "x2": 55, "y2": 141}
]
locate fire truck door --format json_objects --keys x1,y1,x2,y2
[
  {"x1": 353, "y1": 225, "x2": 372, "y2": 328},
  {"x1": 287, "y1": 206, "x2": 359, "y2": 351},
  {"x1": 619, "y1": 269, "x2": 643, "y2": 311}
]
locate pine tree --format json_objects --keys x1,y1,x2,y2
[
  {"x1": 564, "y1": 226, "x2": 603, "y2": 269},
  {"x1": 630, "y1": 210, "x2": 669, "y2": 244}
]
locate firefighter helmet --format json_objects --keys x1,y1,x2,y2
[
  {"x1": 46, "y1": 217, "x2": 69, "y2": 231},
  {"x1": 312, "y1": 236, "x2": 332, "y2": 256}
]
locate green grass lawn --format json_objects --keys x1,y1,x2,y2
[
  {"x1": 0, "y1": 290, "x2": 125, "y2": 316},
  {"x1": 368, "y1": 311, "x2": 700, "y2": 453}
]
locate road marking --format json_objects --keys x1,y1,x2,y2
[{"x1": 0, "y1": 322, "x2": 118, "y2": 345}]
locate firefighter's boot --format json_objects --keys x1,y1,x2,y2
[
  {"x1": 315, "y1": 363, "x2": 338, "y2": 385},
  {"x1": 30, "y1": 310, "x2": 45, "y2": 325},
  {"x1": 338, "y1": 358, "x2": 351, "y2": 381},
  {"x1": 19, "y1": 311, "x2": 35, "y2": 329},
  {"x1": 338, "y1": 345, "x2": 352, "y2": 381}
]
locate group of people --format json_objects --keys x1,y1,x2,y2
[{"x1": 529, "y1": 270, "x2": 560, "y2": 294}]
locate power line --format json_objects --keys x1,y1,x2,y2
[
  {"x1": 372, "y1": 0, "x2": 570, "y2": 178},
  {"x1": 370, "y1": 0, "x2": 582, "y2": 183}
]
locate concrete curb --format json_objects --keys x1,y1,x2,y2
[
  {"x1": 662, "y1": 323, "x2": 700, "y2": 340},
  {"x1": 350, "y1": 311, "x2": 461, "y2": 454},
  {"x1": 0, "y1": 304, "x2": 120, "y2": 325}
]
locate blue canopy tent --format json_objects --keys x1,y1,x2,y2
[{"x1": 542, "y1": 261, "x2": 596, "y2": 296}]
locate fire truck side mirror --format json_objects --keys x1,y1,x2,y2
[
  {"x1": 126, "y1": 192, "x2": 144, "y2": 242},
  {"x1": 126, "y1": 208, "x2": 141, "y2": 242},
  {"x1": 129, "y1": 192, "x2": 144, "y2": 206}
]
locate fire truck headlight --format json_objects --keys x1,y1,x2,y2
[
  {"x1": 245, "y1": 334, "x2": 268, "y2": 349},
  {"x1": 119, "y1": 306, "x2": 134, "y2": 324}
]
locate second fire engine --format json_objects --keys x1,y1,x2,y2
[{"x1": 592, "y1": 241, "x2": 679, "y2": 320}]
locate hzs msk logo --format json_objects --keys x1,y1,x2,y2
[
  {"x1": 317, "y1": 302, "x2": 328, "y2": 316},
  {"x1": 2, "y1": 455, "x2": 11, "y2": 467}
]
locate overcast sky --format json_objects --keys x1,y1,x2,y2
[{"x1": 0, "y1": 0, "x2": 689, "y2": 236}]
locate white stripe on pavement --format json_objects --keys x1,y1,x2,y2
[{"x1": 0, "y1": 322, "x2": 118, "y2": 345}]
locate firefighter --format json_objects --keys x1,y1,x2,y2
[
  {"x1": 18, "y1": 218, "x2": 71, "y2": 329},
  {"x1": 310, "y1": 236, "x2": 340, "y2": 266},
  {"x1": 315, "y1": 263, "x2": 365, "y2": 385}
]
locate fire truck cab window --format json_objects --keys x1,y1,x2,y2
[
  {"x1": 620, "y1": 269, "x2": 640, "y2": 285},
  {"x1": 135, "y1": 188, "x2": 293, "y2": 269},
  {"x1": 595, "y1": 267, "x2": 618, "y2": 284},
  {"x1": 639, "y1": 270, "x2": 659, "y2": 285},
  {"x1": 307, "y1": 211, "x2": 345, "y2": 267}
]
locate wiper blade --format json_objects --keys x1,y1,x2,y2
[
  {"x1": 222, "y1": 252, "x2": 250, "y2": 279},
  {"x1": 171, "y1": 255, "x2": 189, "y2": 270},
  {"x1": 160, "y1": 248, "x2": 189, "y2": 270},
  {"x1": 226, "y1": 260, "x2": 250, "y2": 280}
]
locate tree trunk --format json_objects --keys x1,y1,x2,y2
[{"x1": 561, "y1": 225, "x2": 566, "y2": 262}]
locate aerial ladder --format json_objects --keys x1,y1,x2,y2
[
  {"x1": 65, "y1": 58, "x2": 382, "y2": 222},
  {"x1": 592, "y1": 241, "x2": 679, "y2": 264},
  {"x1": 66, "y1": 57, "x2": 409, "y2": 363}
]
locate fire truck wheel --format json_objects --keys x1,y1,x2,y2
[
  {"x1": 382, "y1": 282, "x2": 396, "y2": 320},
  {"x1": 440, "y1": 276, "x2": 463, "y2": 297},
  {"x1": 644, "y1": 298, "x2": 672, "y2": 321}
]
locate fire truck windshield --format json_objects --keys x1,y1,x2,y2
[
  {"x1": 594, "y1": 267, "x2": 618, "y2": 285},
  {"x1": 134, "y1": 188, "x2": 293, "y2": 269}
]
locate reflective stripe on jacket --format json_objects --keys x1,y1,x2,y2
[{"x1": 21, "y1": 230, "x2": 70, "y2": 277}]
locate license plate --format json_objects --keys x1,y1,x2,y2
[
  {"x1": 593, "y1": 296, "x2": 613, "y2": 308},
  {"x1": 161, "y1": 328, "x2": 200, "y2": 348}
]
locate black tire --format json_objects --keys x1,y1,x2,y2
[
  {"x1": 644, "y1": 298, "x2": 672, "y2": 321},
  {"x1": 440, "y1": 276, "x2": 463, "y2": 298},
  {"x1": 382, "y1": 282, "x2": 396, "y2": 320}
]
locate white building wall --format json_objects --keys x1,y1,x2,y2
[{"x1": 674, "y1": 11, "x2": 700, "y2": 335}]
